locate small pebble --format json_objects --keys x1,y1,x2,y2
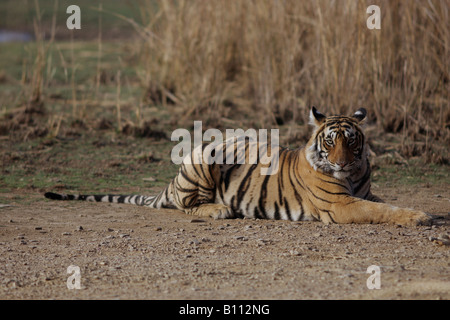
[{"x1": 189, "y1": 239, "x2": 200, "y2": 245}]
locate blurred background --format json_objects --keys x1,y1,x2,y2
[{"x1": 0, "y1": 0, "x2": 448, "y2": 194}]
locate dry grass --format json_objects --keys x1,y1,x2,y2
[
  {"x1": 134, "y1": 0, "x2": 448, "y2": 160},
  {"x1": 1, "y1": 0, "x2": 448, "y2": 164},
  {"x1": 27, "y1": 0, "x2": 58, "y2": 112}
]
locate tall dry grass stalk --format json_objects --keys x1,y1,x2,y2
[
  {"x1": 95, "y1": 2, "x2": 103, "y2": 100},
  {"x1": 116, "y1": 70, "x2": 122, "y2": 131},
  {"x1": 27, "y1": 0, "x2": 58, "y2": 112},
  {"x1": 135, "y1": 0, "x2": 448, "y2": 140}
]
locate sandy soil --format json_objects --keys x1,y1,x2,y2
[{"x1": 0, "y1": 184, "x2": 448, "y2": 300}]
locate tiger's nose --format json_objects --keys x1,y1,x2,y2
[{"x1": 337, "y1": 161, "x2": 348, "y2": 168}]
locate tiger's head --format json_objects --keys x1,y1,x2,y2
[{"x1": 306, "y1": 107, "x2": 368, "y2": 179}]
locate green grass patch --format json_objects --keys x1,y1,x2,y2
[
  {"x1": 0, "y1": 0, "x2": 142, "y2": 36},
  {"x1": 373, "y1": 160, "x2": 449, "y2": 187}
]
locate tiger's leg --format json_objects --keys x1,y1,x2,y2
[
  {"x1": 323, "y1": 196, "x2": 431, "y2": 226},
  {"x1": 185, "y1": 203, "x2": 234, "y2": 219},
  {"x1": 366, "y1": 192, "x2": 384, "y2": 203},
  {"x1": 172, "y1": 154, "x2": 234, "y2": 219}
]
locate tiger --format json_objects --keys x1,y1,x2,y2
[{"x1": 44, "y1": 107, "x2": 432, "y2": 226}]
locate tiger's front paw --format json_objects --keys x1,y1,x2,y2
[
  {"x1": 186, "y1": 203, "x2": 234, "y2": 219},
  {"x1": 393, "y1": 209, "x2": 432, "y2": 226},
  {"x1": 209, "y1": 204, "x2": 234, "y2": 219}
]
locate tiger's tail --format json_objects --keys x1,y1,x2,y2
[{"x1": 44, "y1": 183, "x2": 176, "y2": 209}]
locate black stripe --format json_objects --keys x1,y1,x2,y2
[
  {"x1": 117, "y1": 196, "x2": 127, "y2": 203},
  {"x1": 198, "y1": 184, "x2": 216, "y2": 192},
  {"x1": 230, "y1": 195, "x2": 237, "y2": 213},
  {"x1": 320, "y1": 209, "x2": 337, "y2": 223},
  {"x1": 164, "y1": 185, "x2": 170, "y2": 201},
  {"x1": 223, "y1": 164, "x2": 238, "y2": 191},
  {"x1": 201, "y1": 142, "x2": 209, "y2": 152},
  {"x1": 277, "y1": 149, "x2": 288, "y2": 206},
  {"x1": 236, "y1": 164, "x2": 258, "y2": 207},
  {"x1": 283, "y1": 197, "x2": 292, "y2": 221},
  {"x1": 217, "y1": 174, "x2": 225, "y2": 203},
  {"x1": 308, "y1": 190, "x2": 335, "y2": 204},
  {"x1": 188, "y1": 161, "x2": 202, "y2": 179},
  {"x1": 254, "y1": 207, "x2": 264, "y2": 219},
  {"x1": 154, "y1": 189, "x2": 166, "y2": 206},
  {"x1": 343, "y1": 198, "x2": 362, "y2": 206},
  {"x1": 198, "y1": 161, "x2": 209, "y2": 182},
  {"x1": 175, "y1": 185, "x2": 198, "y2": 193},
  {"x1": 353, "y1": 169, "x2": 371, "y2": 194},
  {"x1": 362, "y1": 188, "x2": 371, "y2": 200},
  {"x1": 278, "y1": 182, "x2": 283, "y2": 206},
  {"x1": 258, "y1": 172, "x2": 271, "y2": 219},
  {"x1": 316, "y1": 186, "x2": 349, "y2": 196},
  {"x1": 179, "y1": 166, "x2": 199, "y2": 187},
  {"x1": 208, "y1": 162, "x2": 215, "y2": 183},
  {"x1": 181, "y1": 192, "x2": 197, "y2": 208},
  {"x1": 274, "y1": 202, "x2": 280, "y2": 220},
  {"x1": 317, "y1": 177, "x2": 351, "y2": 193},
  {"x1": 287, "y1": 171, "x2": 304, "y2": 220}
]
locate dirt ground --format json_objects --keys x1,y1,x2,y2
[{"x1": 0, "y1": 183, "x2": 449, "y2": 301}]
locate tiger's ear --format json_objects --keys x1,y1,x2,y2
[
  {"x1": 309, "y1": 106, "x2": 326, "y2": 127},
  {"x1": 352, "y1": 108, "x2": 367, "y2": 124}
]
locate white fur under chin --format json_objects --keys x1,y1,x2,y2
[
  {"x1": 305, "y1": 144, "x2": 320, "y2": 171},
  {"x1": 332, "y1": 170, "x2": 351, "y2": 179},
  {"x1": 306, "y1": 144, "x2": 354, "y2": 180}
]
